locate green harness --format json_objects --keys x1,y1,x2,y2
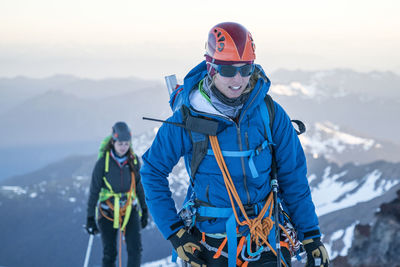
[{"x1": 98, "y1": 151, "x2": 142, "y2": 231}]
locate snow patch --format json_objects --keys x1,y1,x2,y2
[
  {"x1": 142, "y1": 256, "x2": 182, "y2": 267},
  {"x1": 308, "y1": 174, "x2": 317, "y2": 184},
  {"x1": 270, "y1": 82, "x2": 317, "y2": 98},
  {"x1": 69, "y1": 197, "x2": 76, "y2": 203},
  {"x1": 327, "y1": 229, "x2": 344, "y2": 259},
  {"x1": 313, "y1": 169, "x2": 398, "y2": 216},
  {"x1": 1, "y1": 186, "x2": 27, "y2": 195},
  {"x1": 30, "y1": 192, "x2": 38, "y2": 198},
  {"x1": 340, "y1": 223, "x2": 356, "y2": 256},
  {"x1": 300, "y1": 122, "x2": 377, "y2": 158},
  {"x1": 316, "y1": 123, "x2": 375, "y2": 150},
  {"x1": 326, "y1": 222, "x2": 356, "y2": 259},
  {"x1": 74, "y1": 175, "x2": 85, "y2": 181},
  {"x1": 330, "y1": 229, "x2": 344, "y2": 241}
]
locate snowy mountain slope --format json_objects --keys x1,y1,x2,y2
[
  {"x1": 309, "y1": 157, "x2": 400, "y2": 260},
  {"x1": 343, "y1": 190, "x2": 400, "y2": 266},
  {"x1": 301, "y1": 122, "x2": 376, "y2": 157},
  {"x1": 299, "y1": 120, "x2": 399, "y2": 165}
]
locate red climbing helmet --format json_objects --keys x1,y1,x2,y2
[{"x1": 205, "y1": 22, "x2": 256, "y2": 63}]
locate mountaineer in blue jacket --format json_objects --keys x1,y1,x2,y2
[{"x1": 141, "y1": 22, "x2": 329, "y2": 267}]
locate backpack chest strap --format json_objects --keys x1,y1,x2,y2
[{"x1": 206, "y1": 138, "x2": 274, "y2": 178}]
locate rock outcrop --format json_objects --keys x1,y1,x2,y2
[{"x1": 336, "y1": 190, "x2": 400, "y2": 267}]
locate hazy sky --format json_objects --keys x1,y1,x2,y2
[{"x1": 1, "y1": 0, "x2": 399, "y2": 80}]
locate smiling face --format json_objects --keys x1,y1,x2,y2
[
  {"x1": 213, "y1": 63, "x2": 251, "y2": 99},
  {"x1": 113, "y1": 141, "x2": 130, "y2": 157}
]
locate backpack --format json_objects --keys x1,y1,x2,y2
[{"x1": 98, "y1": 135, "x2": 112, "y2": 159}]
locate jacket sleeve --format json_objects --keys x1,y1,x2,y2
[
  {"x1": 87, "y1": 157, "x2": 105, "y2": 218},
  {"x1": 272, "y1": 101, "x2": 320, "y2": 241},
  {"x1": 140, "y1": 111, "x2": 192, "y2": 239}
]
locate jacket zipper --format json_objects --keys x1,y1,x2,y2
[
  {"x1": 236, "y1": 125, "x2": 250, "y2": 204},
  {"x1": 236, "y1": 84, "x2": 263, "y2": 205},
  {"x1": 245, "y1": 131, "x2": 250, "y2": 150}
]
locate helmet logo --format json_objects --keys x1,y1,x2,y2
[
  {"x1": 249, "y1": 33, "x2": 256, "y2": 53},
  {"x1": 214, "y1": 29, "x2": 226, "y2": 52},
  {"x1": 218, "y1": 43, "x2": 225, "y2": 52}
]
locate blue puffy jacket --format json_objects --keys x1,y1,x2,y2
[{"x1": 141, "y1": 61, "x2": 320, "y2": 241}]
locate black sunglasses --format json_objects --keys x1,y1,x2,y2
[{"x1": 208, "y1": 63, "x2": 255, "y2": 77}]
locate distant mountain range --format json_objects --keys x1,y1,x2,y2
[
  {"x1": 1, "y1": 68, "x2": 398, "y2": 147},
  {"x1": 1, "y1": 69, "x2": 398, "y2": 180},
  {"x1": 300, "y1": 121, "x2": 400, "y2": 165},
  {"x1": 0, "y1": 75, "x2": 171, "y2": 180},
  {"x1": 269, "y1": 69, "x2": 400, "y2": 148}
]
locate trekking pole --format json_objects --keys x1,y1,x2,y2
[
  {"x1": 271, "y1": 178, "x2": 281, "y2": 267},
  {"x1": 83, "y1": 234, "x2": 94, "y2": 267},
  {"x1": 270, "y1": 146, "x2": 282, "y2": 267},
  {"x1": 165, "y1": 74, "x2": 178, "y2": 95}
]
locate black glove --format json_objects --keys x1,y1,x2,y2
[
  {"x1": 85, "y1": 216, "x2": 99, "y2": 235},
  {"x1": 141, "y1": 209, "x2": 148, "y2": 229},
  {"x1": 168, "y1": 228, "x2": 207, "y2": 267},
  {"x1": 303, "y1": 237, "x2": 329, "y2": 267}
]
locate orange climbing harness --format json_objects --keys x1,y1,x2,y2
[{"x1": 98, "y1": 171, "x2": 137, "y2": 231}]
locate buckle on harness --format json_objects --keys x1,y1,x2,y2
[
  {"x1": 255, "y1": 145, "x2": 263, "y2": 156},
  {"x1": 243, "y1": 204, "x2": 257, "y2": 217}
]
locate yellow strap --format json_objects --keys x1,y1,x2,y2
[
  {"x1": 113, "y1": 195, "x2": 120, "y2": 229},
  {"x1": 105, "y1": 151, "x2": 110, "y2": 173},
  {"x1": 103, "y1": 177, "x2": 114, "y2": 193},
  {"x1": 133, "y1": 155, "x2": 138, "y2": 165},
  {"x1": 121, "y1": 201, "x2": 132, "y2": 231}
]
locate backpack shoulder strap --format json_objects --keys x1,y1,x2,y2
[
  {"x1": 264, "y1": 94, "x2": 306, "y2": 136},
  {"x1": 180, "y1": 106, "x2": 209, "y2": 187},
  {"x1": 260, "y1": 94, "x2": 275, "y2": 144},
  {"x1": 264, "y1": 94, "x2": 275, "y2": 132}
]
